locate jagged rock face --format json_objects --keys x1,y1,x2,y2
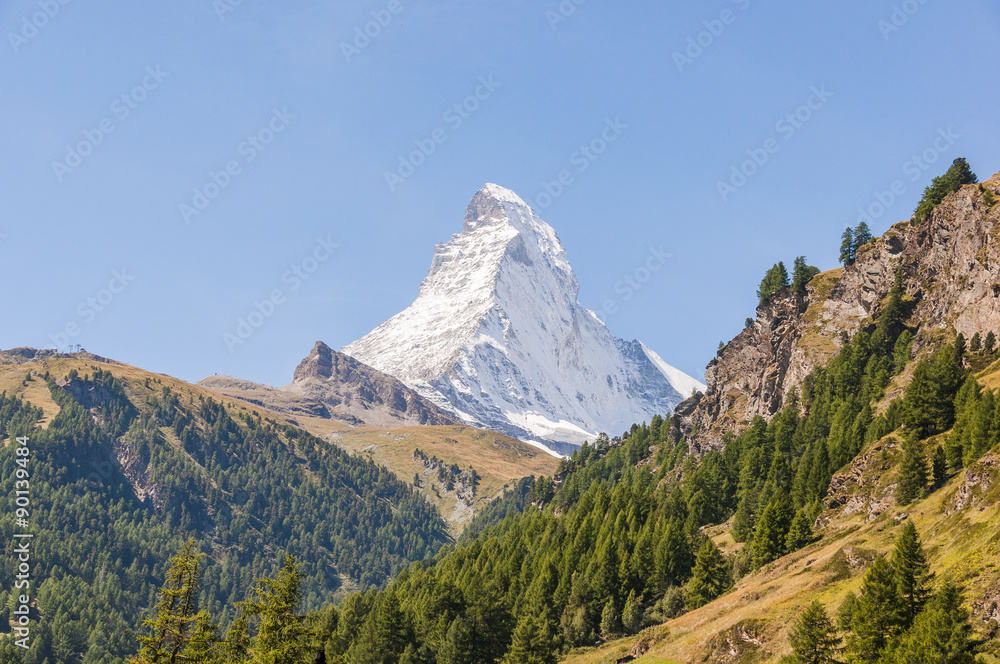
[
  {"x1": 342, "y1": 183, "x2": 704, "y2": 449},
  {"x1": 685, "y1": 293, "x2": 808, "y2": 453},
  {"x1": 682, "y1": 173, "x2": 1000, "y2": 452},
  {"x1": 284, "y1": 341, "x2": 460, "y2": 427}
]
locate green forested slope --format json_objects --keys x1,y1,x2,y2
[
  {"x1": 0, "y1": 363, "x2": 449, "y2": 663},
  {"x1": 311, "y1": 277, "x2": 1000, "y2": 663}
]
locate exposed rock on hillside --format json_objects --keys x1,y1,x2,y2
[
  {"x1": 679, "y1": 173, "x2": 1000, "y2": 452},
  {"x1": 285, "y1": 341, "x2": 461, "y2": 427}
]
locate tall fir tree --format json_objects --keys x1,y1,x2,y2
[
  {"x1": 848, "y1": 557, "x2": 902, "y2": 663},
  {"x1": 785, "y1": 509, "x2": 814, "y2": 551},
  {"x1": 880, "y1": 583, "x2": 974, "y2": 664},
  {"x1": 896, "y1": 436, "x2": 928, "y2": 506},
  {"x1": 686, "y1": 539, "x2": 729, "y2": 609},
  {"x1": 751, "y1": 498, "x2": 792, "y2": 569},
  {"x1": 890, "y1": 522, "x2": 934, "y2": 629},
  {"x1": 788, "y1": 600, "x2": 842, "y2": 664},
  {"x1": 621, "y1": 590, "x2": 643, "y2": 636},
  {"x1": 852, "y1": 222, "x2": 873, "y2": 255},
  {"x1": 914, "y1": 157, "x2": 978, "y2": 223},
  {"x1": 791, "y1": 256, "x2": 820, "y2": 295},
  {"x1": 932, "y1": 445, "x2": 947, "y2": 487},
  {"x1": 839, "y1": 228, "x2": 855, "y2": 265},
  {"x1": 502, "y1": 611, "x2": 557, "y2": 664},
  {"x1": 235, "y1": 554, "x2": 315, "y2": 664},
  {"x1": 127, "y1": 539, "x2": 206, "y2": 664},
  {"x1": 599, "y1": 598, "x2": 620, "y2": 640},
  {"x1": 757, "y1": 262, "x2": 791, "y2": 303}
]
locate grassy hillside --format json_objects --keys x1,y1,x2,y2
[
  {"x1": 196, "y1": 383, "x2": 561, "y2": 535},
  {"x1": 560, "y1": 444, "x2": 1000, "y2": 663},
  {"x1": 1, "y1": 351, "x2": 559, "y2": 537},
  {"x1": 322, "y1": 424, "x2": 559, "y2": 535}
]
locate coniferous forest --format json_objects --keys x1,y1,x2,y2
[{"x1": 0, "y1": 369, "x2": 448, "y2": 663}]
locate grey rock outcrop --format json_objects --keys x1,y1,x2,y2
[{"x1": 679, "y1": 173, "x2": 1000, "y2": 452}]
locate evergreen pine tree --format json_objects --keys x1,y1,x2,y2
[
  {"x1": 788, "y1": 600, "x2": 842, "y2": 664},
  {"x1": 839, "y1": 228, "x2": 855, "y2": 265},
  {"x1": 893, "y1": 330, "x2": 914, "y2": 374},
  {"x1": 914, "y1": 157, "x2": 978, "y2": 222},
  {"x1": 502, "y1": 612, "x2": 557, "y2": 664},
  {"x1": 876, "y1": 270, "x2": 907, "y2": 348},
  {"x1": 880, "y1": 583, "x2": 974, "y2": 664},
  {"x1": 904, "y1": 343, "x2": 964, "y2": 438},
  {"x1": 751, "y1": 498, "x2": 792, "y2": 568},
  {"x1": 655, "y1": 518, "x2": 692, "y2": 589},
  {"x1": 791, "y1": 256, "x2": 820, "y2": 295},
  {"x1": 836, "y1": 593, "x2": 857, "y2": 632},
  {"x1": 954, "y1": 332, "x2": 967, "y2": 358},
  {"x1": 962, "y1": 389, "x2": 995, "y2": 466},
  {"x1": 757, "y1": 262, "x2": 791, "y2": 303},
  {"x1": 599, "y1": 598, "x2": 620, "y2": 640},
  {"x1": 985, "y1": 330, "x2": 996, "y2": 354},
  {"x1": 969, "y1": 332, "x2": 981, "y2": 353},
  {"x1": 890, "y1": 522, "x2": 934, "y2": 629},
  {"x1": 237, "y1": 554, "x2": 315, "y2": 664},
  {"x1": 848, "y1": 556, "x2": 902, "y2": 663},
  {"x1": 686, "y1": 539, "x2": 729, "y2": 609},
  {"x1": 932, "y1": 445, "x2": 947, "y2": 487},
  {"x1": 437, "y1": 616, "x2": 474, "y2": 664},
  {"x1": 785, "y1": 509, "x2": 814, "y2": 551},
  {"x1": 896, "y1": 436, "x2": 928, "y2": 505},
  {"x1": 621, "y1": 590, "x2": 643, "y2": 635},
  {"x1": 947, "y1": 375, "x2": 984, "y2": 468},
  {"x1": 128, "y1": 539, "x2": 205, "y2": 664},
  {"x1": 852, "y1": 222, "x2": 873, "y2": 255}
]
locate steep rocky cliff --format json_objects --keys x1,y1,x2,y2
[
  {"x1": 284, "y1": 341, "x2": 461, "y2": 427},
  {"x1": 680, "y1": 171, "x2": 1000, "y2": 452}
]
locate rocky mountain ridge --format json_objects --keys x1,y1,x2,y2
[{"x1": 678, "y1": 171, "x2": 1000, "y2": 453}]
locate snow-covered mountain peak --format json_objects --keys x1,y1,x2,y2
[
  {"x1": 342, "y1": 184, "x2": 704, "y2": 451},
  {"x1": 463, "y1": 183, "x2": 530, "y2": 232}
]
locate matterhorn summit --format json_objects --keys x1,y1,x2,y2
[{"x1": 342, "y1": 184, "x2": 703, "y2": 452}]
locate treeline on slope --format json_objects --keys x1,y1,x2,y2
[
  {"x1": 0, "y1": 368, "x2": 448, "y2": 664},
  {"x1": 785, "y1": 522, "x2": 978, "y2": 664},
  {"x1": 303, "y1": 263, "x2": 1000, "y2": 663}
]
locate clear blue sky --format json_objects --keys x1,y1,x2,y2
[{"x1": 2, "y1": 1, "x2": 998, "y2": 386}]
